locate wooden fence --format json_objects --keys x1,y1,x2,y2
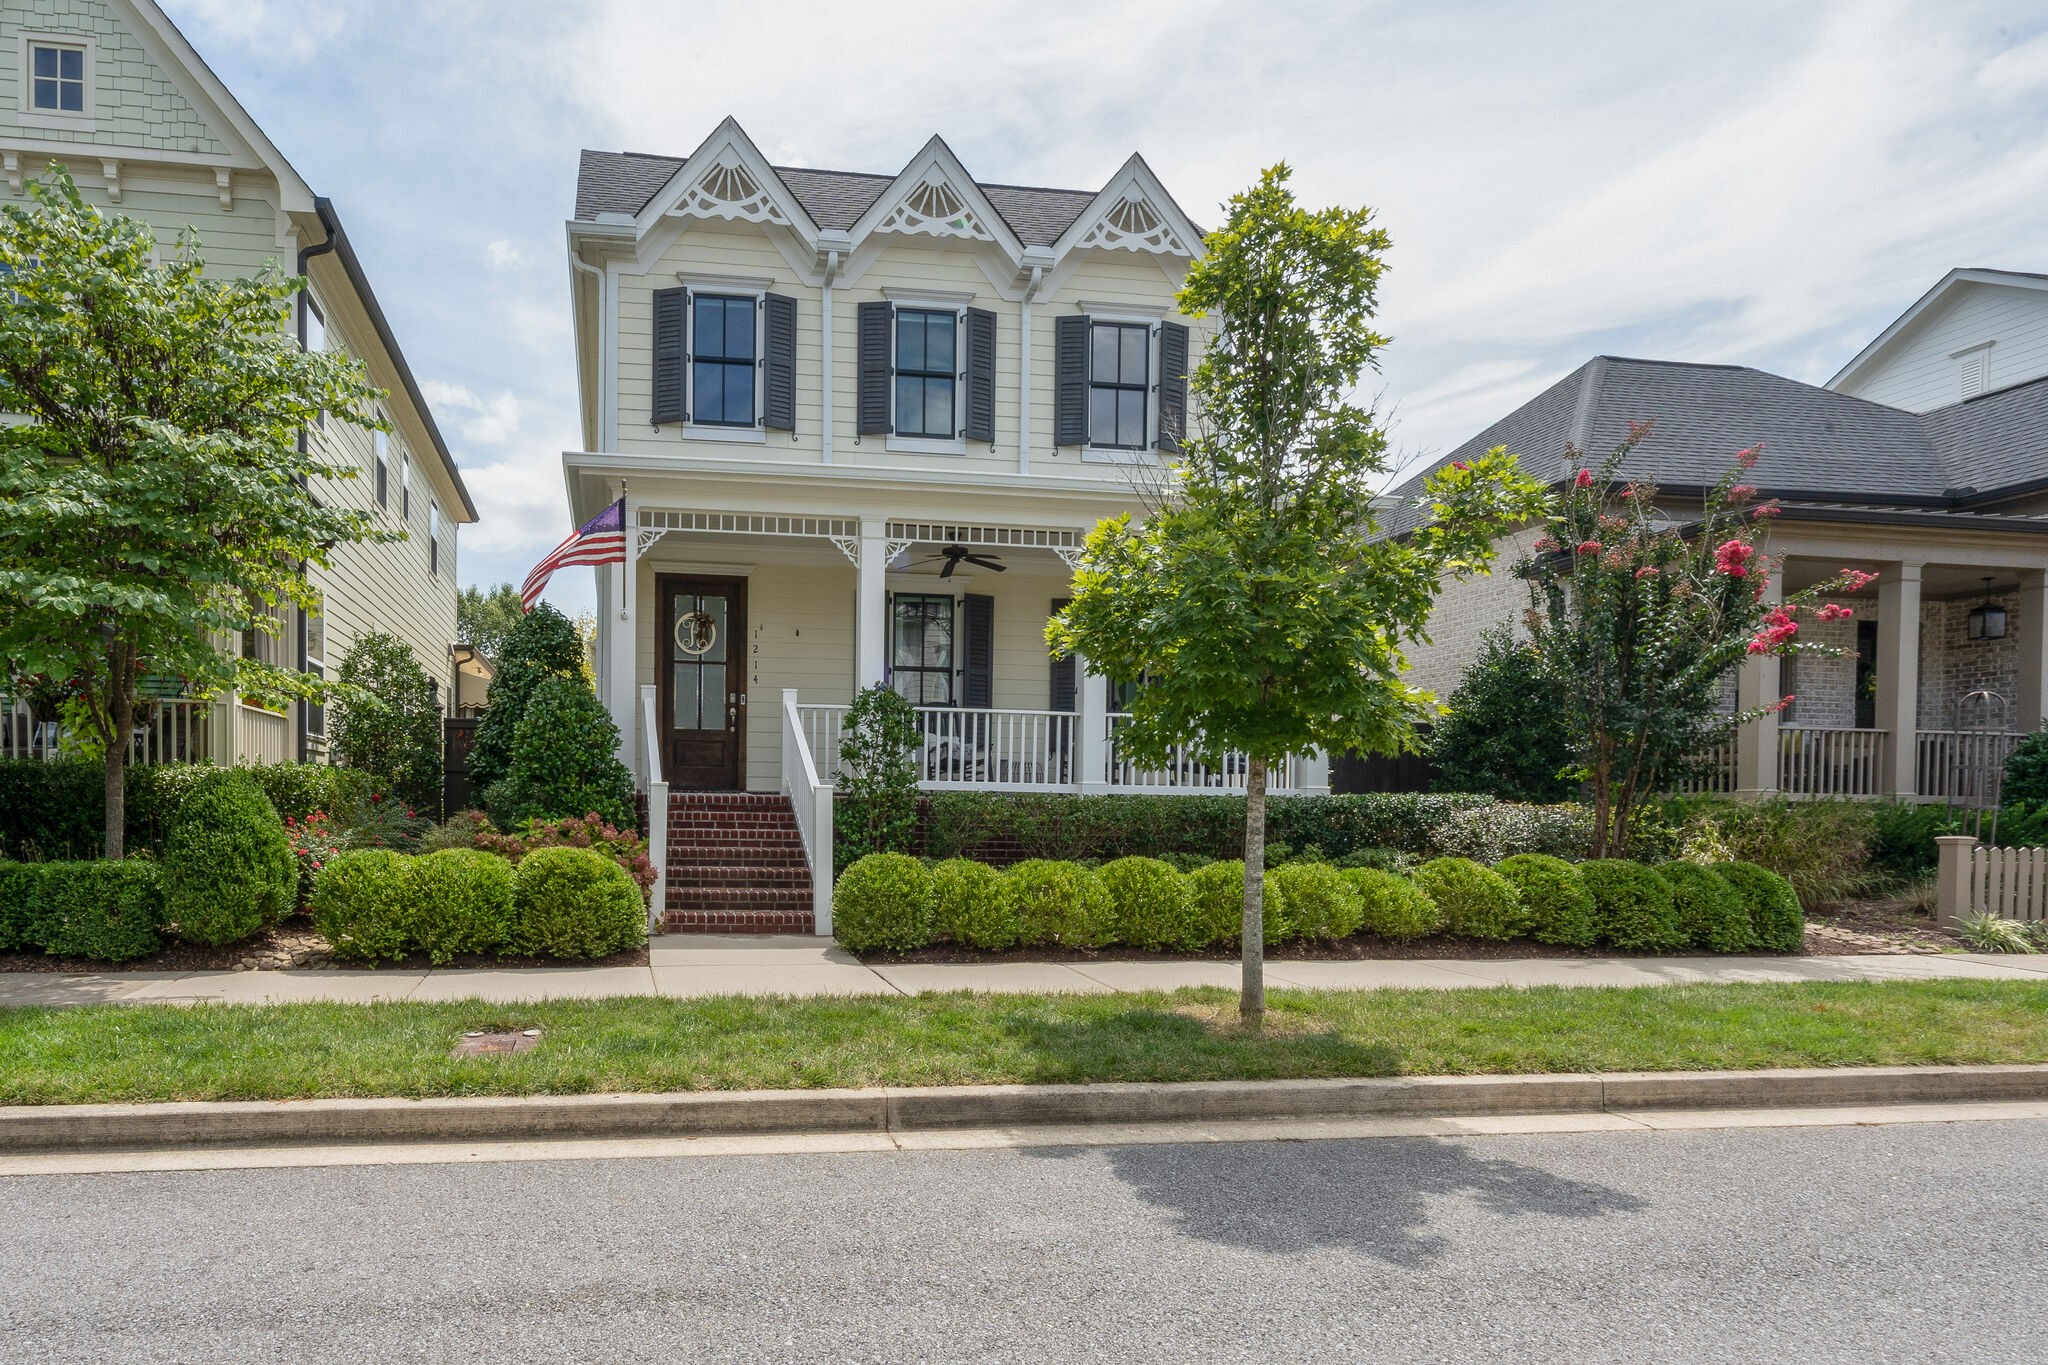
[{"x1": 1936, "y1": 835, "x2": 2048, "y2": 925}]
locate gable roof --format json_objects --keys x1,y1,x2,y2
[{"x1": 1828, "y1": 268, "x2": 2048, "y2": 393}]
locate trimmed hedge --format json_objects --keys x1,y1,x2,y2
[
  {"x1": 1270, "y1": 861, "x2": 1363, "y2": 941},
  {"x1": 1414, "y1": 857, "x2": 1523, "y2": 940},
  {"x1": 1579, "y1": 859, "x2": 1685, "y2": 951},
  {"x1": 1187, "y1": 860, "x2": 1289, "y2": 948},
  {"x1": 311, "y1": 848, "x2": 413, "y2": 963},
  {"x1": 930, "y1": 857, "x2": 1014, "y2": 950},
  {"x1": 0, "y1": 861, "x2": 41, "y2": 951},
  {"x1": 1659, "y1": 861, "x2": 1753, "y2": 953},
  {"x1": 1000, "y1": 860, "x2": 1114, "y2": 949},
  {"x1": 1495, "y1": 854, "x2": 1597, "y2": 948},
  {"x1": 1100, "y1": 856, "x2": 1198, "y2": 952},
  {"x1": 1714, "y1": 860, "x2": 1805, "y2": 953},
  {"x1": 24, "y1": 860, "x2": 165, "y2": 962},
  {"x1": 834, "y1": 853, "x2": 935, "y2": 953},
  {"x1": 408, "y1": 848, "x2": 514, "y2": 964},
  {"x1": 509, "y1": 847, "x2": 646, "y2": 959},
  {"x1": 313, "y1": 845, "x2": 628, "y2": 963},
  {"x1": 1344, "y1": 867, "x2": 1441, "y2": 939},
  {"x1": 161, "y1": 771, "x2": 296, "y2": 947}
]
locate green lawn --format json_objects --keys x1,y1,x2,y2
[{"x1": 1, "y1": 979, "x2": 2043, "y2": 1106}]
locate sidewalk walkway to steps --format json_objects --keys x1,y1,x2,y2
[{"x1": 1, "y1": 938, "x2": 2045, "y2": 1008}]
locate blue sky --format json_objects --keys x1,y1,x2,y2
[{"x1": 163, "y1": 0, "x2": 2048, "y2": 616}]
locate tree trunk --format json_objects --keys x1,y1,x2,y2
[
  {"x1": 1240, "y1": 755, "x2": 1267, "y2": 1027},
  {"x1": 103, "y1": 672, "x2": 131, "y2": 861}
]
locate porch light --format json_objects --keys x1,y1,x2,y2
[{"x1": 1966, "y1": 577, "x2": 2008, "y2": 642}]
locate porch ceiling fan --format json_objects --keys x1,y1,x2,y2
[{"x1": 917, "y1": 544, "x2": 1007, "y2": 578}]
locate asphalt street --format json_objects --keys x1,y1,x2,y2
[{"x1": 2, "y1": 1117, "x2": 2042, "y2": 1363}]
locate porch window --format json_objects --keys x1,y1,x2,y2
[
  {"x1": 692, "y1": 294, "x2": 755, "y2": 426},
  {"x1": 1089, "y1": 322, "x2": 1149, "y2": 449},
  {"x1": 894, "y1": 309, "x2": 957, "y2": 439},
  {"x1": 891, "y1": 593, "x2": 955, "y2": 705}
]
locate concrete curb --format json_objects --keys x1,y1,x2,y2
[{"x1": 4, "y1": 1064, "x2": 2047, "y2": 1154}]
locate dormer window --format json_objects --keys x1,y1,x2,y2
[
  {"x1": 692, "y1": 294, "x2": 756, "y2": 426},
  {"x1": 894, "y1": 309, "x2": 958, "y2": 439},
  {"x1": 30, "y1": 43, "x2": 85, "y2": 113},
  {"x1": 1089, "y1": 322, "x2": 1150, "y2": 449}
]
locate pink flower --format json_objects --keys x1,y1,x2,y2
[
  {"x1": 1816, "y1": 603, "x2": 1854, "y2": 623},
  {"x1": 1839, "y1": 568, "x2": 1878, "y2": 591},
  {"x1": 1627, "y1": 418, "x2": 1654, "y2": 441},
  {"x1": 1736, "y1": 445, "x2": 1762, "y2": 469},
  {"x1": 1620, "y1": 486, "x2": 1637, "y2": 500},
  {"x1": 1574, "y1": 469, "x2": 1594, "y2": 489},
  {"x1": 1714, "y1": 539, "x2": 1755, "y2": 577},
  {"x1": 1747, "y1": 607, "x2": 1800, "y2": 654},
  {"x1": 1635, "y1": 566, "x2": 1660, "y2": 579},
  {"x1": 1450, "y1": 461, "x2": 1469, "y2": 471},
  {"x1": 1772, "y1": 695, "x2": 1796, "y2": 713},
  {"x1": 1753, "y1": 503, "x2": 1781, "y2": 518},
  {"x1": 1575, "y1": 540, "x2": 1603, "y2": 555},
  {"x1": 1532, "y1": 537, "x2": 1557, "y2": 552},
  {"x1": 1728, "y1": 485, "x2": 1757, "y2": 504}
]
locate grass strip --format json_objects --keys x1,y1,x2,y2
[{"x1": 1, "y1": 979, "x2": 2044, "y2": 1107}]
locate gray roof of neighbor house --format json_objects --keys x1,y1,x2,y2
[
  {"x1": 1379, "y1": 356, "x2": 2048, "y2": 535},
  {"x1": 574, "y1": 150, "x2": 1100, "y2": 246}
]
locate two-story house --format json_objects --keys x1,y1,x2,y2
[
  {"x1": 565, "y1": 118, "x2": 1328, "y2": 932},
  {"x1": 0, "y1": 0, "x2": 475, "y2": 770}
]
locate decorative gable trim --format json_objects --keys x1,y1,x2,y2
[
  {"x1": 849, "y1": 136, "x2": 1022, "y2": 258},
  {"x1": 637, "y1": 116, "x2": 818, "y2": 243},
  {"x1": 1052, "y1": 154, "x2": 1203, "y2": 262}
]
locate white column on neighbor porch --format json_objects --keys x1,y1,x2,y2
[
  {"x1": 855, "y1": 516, "x2": 889, "y2": 688},
  {"x1": 608, "y1": 492, "x2": 639, "y2": 779},
  {"x1": 2017, "y1": 569, "x2": 2048, "y2": 733},
  {"x1": 1735, "y1": 571, "x2": 1783, "y2": 796},
  {"x1": 1877, "y1": 560, "x2": 1923, "y2": 799},
  {"x1": 1077, "y1": 655, "x2": 1110, "y2": 793}
]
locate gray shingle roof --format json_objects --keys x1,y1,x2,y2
[
  {"x1": 1921, "y1": 374, "x2": 2048, "y2": 499},
  {"x1": 574, "y1": 150, "x2": 1101, "y2": 246}
]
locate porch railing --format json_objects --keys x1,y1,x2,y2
[
  {"x1": 231, "y1": 703, "x2": 291, "y2": 765},
  {"x1": 1672, "y1": 740, "x2": 1736, "y2": 795},
  {"x1": 3, "y1": 696, "x2": 214, "y2": 765},
  {"x1": 781, "y1": 690, "x2": 834, "y2": 935},
  {"x1": 640, "y1": 684, "x2": 668, "y2": 931},
  {"x1": 1778, "y1": 726, "x2": 1885, "y2": 799},
  {"x1": 1105, "y1": 713, "x2": 1299, "y2": 792},
  {"x1": 1917, "y1": 730, "x2": 2023, "y2": 808}
]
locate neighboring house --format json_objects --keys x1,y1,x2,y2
[
  {"x1": 564, "y1": 118, "x2": 1326, "y2": 930},
  {"x1": 1399, "y1": 270, "x2": 2048, "y2": 807},
  {"x1": 0, "y1": 0, "x2": 476, "y2": 768}
]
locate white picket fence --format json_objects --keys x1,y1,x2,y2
[{"x1": 1936, "y1": 835, "x2": 2048, "y2": 925}]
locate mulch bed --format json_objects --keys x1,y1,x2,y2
[{"x1": 1804, "y1": 896, "x2": 1964, "y2": 955}]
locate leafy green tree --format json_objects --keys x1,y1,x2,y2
[
  {"x1": 1050, "y1": 166, "x2": 1543, "y2": 1023},
  {"x1": 1430, "y1": 625, "x2": 1578, "y2": 802},
  {"x1": 457, "y1": 583, "x2": 525, "y2": 664},
  {"x1": 0, "y1": 169, "x2": 387, "y2": 858},
  {"x1": 330, "y1": 632, "x2": 443, "y2": 816},
  {"x1": 468, "y1": 601, "x2": 584, "y2": 797},
  {"x1": 488, "y1": 675, "x2": 636, "y2": 830},
  {"x1": 837, "y1": 683, "x2": 922, "y2": 861}
]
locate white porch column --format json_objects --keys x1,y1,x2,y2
[
  {"x1": 607, "y1": 493, "x2": 639, "y2": 779},
  {"x1": 1077, "y1": 656, "x2": 1110, "y2": 793},
  {"x1": 1735, "y1": 572, "x2": 1783, "y2": 796},
  {"x1": 1877, "y1": 560, "x2": 1923, "y2": 799},
  {"x1": 2017, "y1": 569, "x2": 2048, "y2": 733},
  {"x1": 855, "y1": 517, "x2": 889, "y2": 688},
  {"x1": 1297, "y1": 750, "x2": 1332, "y2": 796}
]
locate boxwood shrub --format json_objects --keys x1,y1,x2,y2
[
  {"x1": 1494, "y1": 853, "x2": 1597, "y2": 948},
  {"x1": 1000, "y1": 859, "x2": 1113, "y2": 948},
  {"x1": 161, "y1": 771, "x2": 296, "y2": 946},
  {"x1": 1658, "y1": 861, "x2": 1753, "y2": 953},
  {"x1": 929, "y1": 856, "x2": 1015, "y2": 950},
  {"x1": 406, "y1": 848, "x2": 515, "y2": 964},
  {"x1": 27, "y1": 860, "x2": 165, "y2": 962},
  {"x1": 1270, "y1": 861, "x2": 1363, "y2": 941},
  {"x1": 1579, "y1": 859, "x2": 1685, "y2": 951},
  {"x1": 833, "y1": 853, "x2": 936, "y2": 953},
  {"x1": 1343, "y1": 867, "x2": 1441, "y2": 939},
  {"x1": 1413, "y1": 857, "x2": 1523, "y2": 940},
  {"x1": 0, "y1": 860, "x2": 43, "y2": 951},
  {"x1": 1714, "y1": 860, "x2": 1805, "y2": 953},
  {"x1": 1099, "y1": 856, "x2": 1198, "y2": 951},
  {"x1": 509, "y1": 846, "x2": 646, "y2": 959},
  {"x1": 311, "y1": 848, "x2": 414, "y2": 963},
  {"x1": 1185, "y1": 860, "x2": 1290, "y2": 947}
]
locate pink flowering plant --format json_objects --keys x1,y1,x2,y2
[
  {"x1": 476, "y1": 812, "x2": 657, "y2": 904},
  {"x1": 1521, "y1": 427, "x2": 1872, "y2": 856},
  {"x1": 282, "y1": 810, "x2": 347, "y2": 909}
]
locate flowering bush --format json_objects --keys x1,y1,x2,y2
[
  {"x1": 282, "y1": 810, "x2": 347, "y2": 909},
  {"x1": 475, "y1": 812, "x2": 656, "y2": 903},
  {"x1": 340, "y1": 789, "x2": 430, "y2": 852}
]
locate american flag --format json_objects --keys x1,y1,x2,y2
[{"x1": 521, "y1": 498, "x2": 626, "y2": 611}]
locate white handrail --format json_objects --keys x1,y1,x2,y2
[
  {"x1": 639, "y1": 684, "x2": 667, "y2": 932},
  {"x1": 782, "y1": 689, "x2": 835, "y2": 936}
]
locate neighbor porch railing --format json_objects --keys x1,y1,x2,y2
[
  {"x1": 782, "y1": 690, "x2": 834, "y2": 936},
  {"x1": 3, "y1": 696, "x2": 214, "y2": 765},
  {"x1": 1672, "y1": 740, "x2": 1737, "y2": 795},
  {"x1": 640, "y1": 684, "x2": 668, "y2": 931},
  {"x1": 1916, "y1": 730, "x2": 2023, "y2": 808},
  {"x1": 1777, "y1": 726, "x2": 1886, "y2": 799}
]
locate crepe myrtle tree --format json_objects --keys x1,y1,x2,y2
[
  {"x1": 1050, "y1": 165, "x2": 1544, "y2": 1025},
  {"x1": 1522, "y1": 425, "x2": 1873, "y2": 858},
  {"x1": 0, "y1": 168, "x2": 391, "y2": 858}
]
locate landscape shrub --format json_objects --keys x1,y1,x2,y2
[
  {"x1": 508, "y1": 846, "x2": 646, "y2": 959},
  {"x1": 1099, "y1": 856, "x2": 1198, "y2": 951},
  {"x1": 832, "y1": 853, "x2": 936, "y2": 953},
  {"x1": 1343, "y1": 867, "x2": 1441, "y2": 940},
  {"x1": 1665, "y1": 798, "x2": 1879, "y2": 906},
  {"x1": 405, "y1": 848, "x2": 514, "y2": 964},
  {"x1": 1428, "y1": 625, "x2": 1580, "y2": 803},
  {"x1": 1658, "y1": 861, "x2": 1753, "y2": 952},
  {"x1": 1429, "y1": 802, "x2": 1592, "y2": 865},
  {"x1": 24, "y1": 860, "x2": 164, "y2": 962},
  {"x1": 2003, "y1": 730, "x2": 2048, "y2": 804},
  {"x1": 1493, "y1": 854, "x2": 1597, "y2": 948},
  {"x1": 417, "y1": 810, "x2": 492, "y2": 853},
  {"x1": 161, "y1": 771, "x2": 296, "y2": 946},
  {"x1": 329, "y1": 632, "x2": 444, "y2": 816},
  {"x1": 837, "y1": 684, "x2": 923, "y2": 862},
  {"x1": 1713, "y1": 860, "x2": 1805, "y2": 953},
  {"x1": 476, "y1": 813, "x2": 655, "y2": 902},
  {"x1": 1270, "y1": 861, "x2": 1363, "y2": 940},
  {"x1": 490, "y1": 676, "x2": 637, "y2": 830},
  {"x1": 1184, "y1": 861, "x2": 1289, "y2": 948},
  {"x1": 282, "y1": 810, "x2": 347, "y2": 908},
  {"x1": 1413, "y1": 857, "x2": 1523, "y2": 940},
  {"x1": 311, "y1": 849, "x2": 413, "y2": 962},
  {"x1": 468, "y1": 601, "x2": 585, "y2": 797},
  {"x1": 999, "y1": 859, "x2": 1113, "y2": 948},
  {"x1": 1157, "y1": 852, "x2": 1216, "y2": 873},
  {"x1": 929, "y1": 857, "x2": 1016, "y2": 950},
  {"x1": 0, "y1": 759, "x2": 108, "y2": 860},
  {"x1": 1578, "y1": 859, "x2": 1685, "y2": 951},
  {"x1": 0, "y1": 861, "x2": 40, "y2": 950},
  {"x1": 1334, "y1": 847, "x2": 1416, "y2": 874},
  {"x1": 1269, "y1": 792, "x2": 1496, "y2": 858},
  {"x1": 1868, "y1": 802, "x2": 1965, "y2": 879}
]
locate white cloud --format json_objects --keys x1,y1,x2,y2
[
  {"x1": 483, "y1": 238, "x2": 532, "y2": 273},
  {"x1": 172, "y1": 0, "x2": 347, "y2": 64}
]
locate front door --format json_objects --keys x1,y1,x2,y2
[{"x1": 658, "y1": 576, "x2": 746, "y2": 789}]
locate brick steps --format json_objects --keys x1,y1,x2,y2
[{"x1": 661, "y1": 792, "x2": 814, "y2": 934}]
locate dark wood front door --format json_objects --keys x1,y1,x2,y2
[{"x1": 657, "y1": 575, "x2": 746, "y2": 789}]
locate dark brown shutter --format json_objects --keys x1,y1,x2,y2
[
  {"x1": 1048, "y1": 597, "x2": 1075, "y2": 712},
  {"x1": 1156, "y1": 320, "x2": 1188, "y2": 454},
  {"x1": 651, "y1": 286, "x2": 688, "y2": 426},
  {"x1": 961, "y1": 593, "x2": 994, "y2": 709},
  {"x1": 858, "y1": 300, "x2": 893, "y2": 435},
  {"x1": 1054, "y1": 314, "x2": 1089, "y2": 446},
  {"x1": 964, "y1": 307, "x2": 996, "y2": 443},
  {"x1": 762, "y1": 292, "x2": 797, "y2": 432}
]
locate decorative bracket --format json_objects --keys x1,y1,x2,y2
[
  {"x1": 100, "y1": 159, "x2": 120, "y2": 204},
  {"x1": 883, "y1": 539, "x2": 916, "y2": 570},
  {"x1": 635, "y1": 528, "x2": 668, "y2": 555},
  {"x1": 1052, "y1": 546, "x2": 1085, "y2": 572},
  {"x1": 214, "y1": 167, "x2": 233, "y2": 212},
  {"x1": 829, "y1": 536, "x2": 860, "y2": 567},
  {"x1": 2, "y1": 152, "x2": 19, "y2": 197}
]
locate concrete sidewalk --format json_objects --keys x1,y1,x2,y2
[{"x1": 0, "y1": 937, "x2": 2044, "y2": 1007}]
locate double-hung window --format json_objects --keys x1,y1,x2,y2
[
  {"x1": 429, "y1": 500, "x2": 443, "y2": 577},
  {"x1": 401, "y1": 450, "x2": 412, "y2": 522},
  {"x1": 692, "y1": 294, "x2": 756, "y2": 426},
  {"x1": 372, "y1": 429, "x2": 389, "y2": 508},
  {"x1": 894, "y1": 309, "x2": 957, "y2": 439},
  {"x1": 890, "y1": 593, "x2": 954, "y2": 706},
  {"x1": 302, "y1": 597, "x2": 327, "y2": 739},
  {"x1": 1089, "y1": 322, "x2": 1150, "y2": 449},
  {"x1": 29, "y1": 43, "x2": 85, "y2": 114}
]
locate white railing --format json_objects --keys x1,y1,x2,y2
[
  {"x1": 640, "y1": 684, "x2": 668, "y2": 931},
  {"x1": 781, "y1": 689, "x2": 835, "y2": 936},
  {"x1": 1673, "y1": 740, "x2": 1737, "y2": 795},
  {"x1": 913, "y1": 706, "x2": 1077, "y2": 790},
  {"x1": 1938, "y1": 835, "x2": 2048, "y2": 925},
  {"x1": 1105, "y1": 713, "x2": 1297, "y2": 793},
  {"x1": 798, "y1": 703, "x2": 848, "y2": 783},
  {"x1": 232, "y1": 703, "x2": 291, "y2": 765},
  {"x1": 1778, "y1": 726, "x2": 1886, "y2": 799},
  {"x1": 3, "y1": 695, "x2": 214, "y2": 765},
  {"x1": 1917, "y1": 730, "x2": 2022, "y2": 809}
]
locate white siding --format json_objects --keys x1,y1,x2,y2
[{"x1": 1834, "y1": 282, "x2": 2048, "y2": 411}]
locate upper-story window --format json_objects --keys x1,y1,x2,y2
[
  {"x1": 401, "y1": 449, "x2": 412, "y2": 522},
  {"x1": 429, "y1": 499, "x2": 442, "y2": 577},
  {"x1": 372, "y1": 429, "x2": 390, "y2": 508},
  {"x1": 29, "y1": 43, "x2": 86, "y2": 113},
  {"x1": 1089, "y1": 322, "x2": 1150, "y2": 449},
  {"x1": 895, "y1": 309, "x2": 958, "y2": 440},
  {"x1": 692, "y1": 294, "x2": 756, "y2": 426}
]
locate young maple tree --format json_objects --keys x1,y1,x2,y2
[
  {"x1": 0, "y1": 169, "x2": 390, "y2": 857},
  {"x1": 1050, "y1": 165, "x2": 1543, "y2": 1024},
  {"x1": 1523, "y1": 426, "x2": 1872, "y2": 856}
]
